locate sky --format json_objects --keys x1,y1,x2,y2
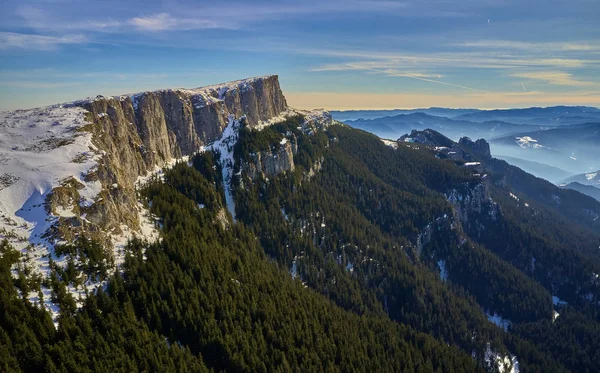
[{"x1": 0, "y1": 0, "x2": 599, "y2": 111}]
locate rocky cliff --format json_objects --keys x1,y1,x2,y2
[
  {"x1": 72, "y1": 75, "x2": 289, "y2": 231},
  {"x1": 244, "y1": 136, "x2": 299, "y2": 180},
  {"x1": 0, "y1": 75, "x2": 295, "y2": 272}
]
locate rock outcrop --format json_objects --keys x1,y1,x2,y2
[
  {"x1": 244, "y1": 136, "x2": 298, "y2": 180},
  {"x1": 447, "y1": 182, "x2": 500, "y2": 237},
  {"x1": 73, "y1": 75, "x2": 289, "y2": 231},
  {"x1": 459, "y1": 137, "x2": 491, "y2": 159}
]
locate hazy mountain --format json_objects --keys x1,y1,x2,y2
[
  {"x1": 454, "y1": 106, "x2": 600, "y2": 125},
  {"x1": 490, "y1": 122, "x2": 600, "y2": 175},
  {"x1": 330, "y1": 107, "x2": 480, "y2": 121},
  {"x1": 561, "y1": 182, "x2": 600, "y2": 201},
  {"x1": 492, "y1": 155, "x2": 574, "y2": 183},
  {"x1": 562, "y1": 169, "x2": 600, "y2": 187},
  {"x1": 344, "y1": 112, "x2": 541, "y2": 141}
]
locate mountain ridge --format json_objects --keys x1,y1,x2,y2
[{"x1": 0, "y1": 75, "x2": 334, "y2": 320}]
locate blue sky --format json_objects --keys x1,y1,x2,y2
[{"x1": 0, "y1": 0, "x2": 599, "y2": 110}]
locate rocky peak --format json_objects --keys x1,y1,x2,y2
[
  {"x1": 458, "y1": 137, "x2": 491, "y2": 159},
  {"x1": 399, "y1": 129, "x2": 455, "y2": 148}
]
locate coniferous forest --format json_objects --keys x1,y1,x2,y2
[{"x1": 2, "y1": 117, "x2": 600, "y2": 372}]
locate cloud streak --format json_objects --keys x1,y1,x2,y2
[
  {"x1": 128, "y1": 13, "x2": 233, "y2": 31},
  {"x1": 352, "y1": 66, "x2": 478, "y2": 91},
  {"x1": 512, "y1": 71, "x2": 596, "y2": 86},
  {"x1": 0, "y1": 32, "x2": 87, "y2": 50}
]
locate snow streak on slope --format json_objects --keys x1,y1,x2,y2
[
  {"x1": 205, "y1": 115, "x2": 241, "y2": 221},
  {"x1": 437, "y1": 260, "x2": 448, "y2": 282}
]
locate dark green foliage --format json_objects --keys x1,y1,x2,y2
[
  {"x1": 54, "y1": 236, "x2": 114, "y2": 281},
  {"x1": 233, "y1": 123, "x2": 568, "y2": 370}
]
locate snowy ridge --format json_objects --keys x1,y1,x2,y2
[
  {"x1": 54, "y1": 75, "x2": 279, "y2": 113},
  {"x1": 255, "y1": 107, "x2": 333, "y2": 132},
  {"x1": 181, "y1": 75, "x2": 276, "y2": 97}
]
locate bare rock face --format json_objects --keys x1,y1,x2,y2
[
  {"x1": 71, "y1": 75, "x2": 289, "y2": 231},
  {"x1": 459, "y1": 137, "x2": 491, "y2": 159},
  {"x1": 447, "y1": 182, "x2": 500, "y2": 237},
  {"x1": 244, "y1": 138, "x2": 298, "y2": 180}
]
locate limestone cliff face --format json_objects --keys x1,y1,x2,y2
[
  {"x1": 446, "y1": 182, "x2": 500, "y2": 237},
  {"x1": 68, "y1": 75, "x2": 288, "y2": 231},
  {"x1": 244, "y1": 137, "x2": 298, "y2": 180}
]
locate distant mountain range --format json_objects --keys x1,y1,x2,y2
[
  {"x1": 490, "y1": 122, "x2": 600, "y2": 175},
  {"x1": 343, "y1": 112, "x2": 542, "y2": 141},
  {"x1": 330, "y1": 108, "x2": 480, "y2": 121},
  {"x1": 332, "y1": 106, "x2": 600, "y2": 184},
  {"x1": 562, "y1": 170, "x2": 600, "y2": 187},
  {"x1": 453, "y1": 106, "x2": 600, "y2": 125},
  {"x1": 332, "y1": 106, "x2": 600, "y2": 124},
  {"x1": 493, "y1": 156, "x2": 573, "y2": 184},
  {"x1": 560, "y1": 182, "x2": 600, "y2": 202}
]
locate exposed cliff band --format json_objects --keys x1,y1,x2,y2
[{"x1": 73, "y1": 75, "x2": 289, "y2": 230}]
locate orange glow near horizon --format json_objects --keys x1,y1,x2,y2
[{"x1": 286, "y1": 91, "x2": 600, "y2": 111}]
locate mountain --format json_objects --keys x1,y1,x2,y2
[
  {"x1": 3, "y1": 76, "x2": 600, "y2": 373},
  {"x1": 493, "y1": 156, "x2": 574, "y2": 184},
  {"x1": 490, "y1": 122, "x2": 600, "y2": 175},
  {"x1": 454, "y1": 106, "x2": 600, "y2": 125},
  {"x1": 561, "y1": 182, "x2": 600, "y2": 201},
  {"x1": 331, "y1": 107, "x2": 480, "y2": 121},
  {"x1": 562, "y1": 169, "x2": 600, "y2": 187},
  {"x1": 344, "y1": 112, "x2": 541, "y2": 141}
]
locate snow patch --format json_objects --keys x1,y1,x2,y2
[
  {"x1": 380, "y1": 138, "x2": 398, "y2": 149},
  {"x1": 486, "y1": 312, "x2": 512, "y2": 331},
  {"x1": 516, "y1": 136, "x2": 543, "y2": 149},
  {"x1": 552, "y1": 295, "x2": 568, "y2": 306},
  {"x1": 485, "y1": 345, "x2": 520, "y2": 373},
  {"x1": 553, "y1": 310, "x2": 560, "y2": 322},
  {"x1": 437, "y1": 260, "x2": 448, "y2": 282}
]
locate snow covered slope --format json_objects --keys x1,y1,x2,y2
[{"x1": 0, "y1": 104, "x2": 100, "y2": 245}]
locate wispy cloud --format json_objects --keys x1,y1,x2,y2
[
  {"x1": 128, "y1": 13, "x2": 232, "y2": 32},
  {"x1": 0, "y1": 32, "x2": 87, "y2": 50},
  {"x1": 512, "y1": 71, "x2": 596, "y2": 86},
  {"x1": 457, "y1": 40, "x2": 600, "y2": 52},
  {"x1": 304, "y1": 48, "x2": 593, "y2": 70},
  {"x1": 15, "y1": 5, "x2": 121, "y2": 33},
  {"x1": 0, "y1": 80, "x2": 82, "y2": 89}
]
